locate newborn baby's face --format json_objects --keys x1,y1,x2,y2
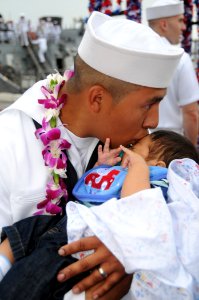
[{"x1": 130, "y1": 135, "x2": 152, "y2": 160}]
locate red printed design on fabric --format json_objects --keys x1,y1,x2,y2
[{"x1": 85, "y1": 170, "x2": 120, "y2": 190}]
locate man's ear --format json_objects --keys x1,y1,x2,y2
[
  {"x1": 160, "y1": 19, "x2": 168, "y2": 32},
  {"x1": 156, "y1": 160, "x2": 166, "y2": 167},
  {"x1": 87, "y1": 85, "x2": 105, "y2": 113}
]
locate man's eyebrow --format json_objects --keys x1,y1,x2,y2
[{"x1": 147, "y1": 97, "x2": 164, "y2": 104}]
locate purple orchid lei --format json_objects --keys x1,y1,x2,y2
[{"x1": 35, "y1": 70, "x2": 74, "y2": 215}]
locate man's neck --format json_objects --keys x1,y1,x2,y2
[{"x1": 59, "y1": 83, "x2": 92, "y2": 138}]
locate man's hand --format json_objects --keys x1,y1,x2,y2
[
  {"x1": 57, "y1": 236, "x2": 126, "y2": 298},
  {"x1": 85, "y1": 274, "x2": 133, "y2": 300}
]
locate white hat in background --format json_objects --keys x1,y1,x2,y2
[
  {"x1": 78, "y1": 11, "x2": 183, "y2": 88},
  {"x1": 146, "y1": 0, "x2": 184, "y2": 21}
]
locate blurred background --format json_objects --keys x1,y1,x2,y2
[{"x1": 0, "y1": 0, "x2": 198, "y2": 109}]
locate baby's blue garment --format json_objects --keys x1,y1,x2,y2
[
  {"x1": 150, "y1": 166, "x2": 169, "y2": 200},
  {"x1": 73, "y1": 165, "x2": 127, "y2": 205},
  {"x1": 72, "y1": 165, "x2": 168, "y2": 206}
]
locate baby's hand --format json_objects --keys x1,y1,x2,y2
[
  {"x1": 120, "y1": 145, "x2": 150, "y2": 197},
  {"x1": 96, "y1": 138, "x2": 122, "y2": 166},
  {"x1": 120, "y1": 145, "x2": 147, "y2": 169}
]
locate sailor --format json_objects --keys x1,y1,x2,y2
[{"x1": 146, "y1": 0, "x2": 199, "y2": 146}]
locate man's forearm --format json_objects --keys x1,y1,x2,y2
[{"x1": 183, "y1": 104, "x2": 199, "y2": 145}]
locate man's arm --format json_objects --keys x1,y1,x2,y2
[{"x1": 182, "y1": 101, "x2": 199, "y2": 146}]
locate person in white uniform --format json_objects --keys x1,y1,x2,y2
[
  {"x1": 146, "y1": 0, "x2": 199, "y2": 146},
  {"x1": 16, "y1": 14, "x2": 30, "y2": 47},
  {"x1": 0, "y1": 11, "x2": 183, "y2": 300}
]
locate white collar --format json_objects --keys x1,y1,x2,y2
[{"x1": 5, "y1": 80, "x2": 99, "y2": 177}]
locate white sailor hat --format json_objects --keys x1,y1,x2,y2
[
  {"x1": 146, "y1": 0, "x2": 184, "y2": 21},
  {"x1": 78, "y1": 11, "x2": 183, "y2": 88}
]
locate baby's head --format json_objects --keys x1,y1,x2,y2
[{"x1": 129, "y1": 130, "x2": 199, "y2": 167}]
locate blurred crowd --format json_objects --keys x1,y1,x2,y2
[
  {"x1": 0, "y1": 14, "x2": 62, "y2": 66},
  {"x1": 0, "y1": 14, "x2": 62, "y2": 44},
  {"x1": 0, "y1": 14, "x2": 16, "y2": 43}
]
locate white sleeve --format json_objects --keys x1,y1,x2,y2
[
  {"x1": 0, "y1": 109, "x2": 48, "y2": 239},
  {"x1": 0, "y1": 113, "x2": 15, "y2": 236},
  {"x1": 176, "y1": 52, "x2": 199, "y2": 106}
]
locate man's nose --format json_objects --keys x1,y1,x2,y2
[
  {"x1": 182, "y1": 21, "x2": 186, "y2": 31},
  {"x1": 143, "y1": 105, "x2": 159, "y2": 129}
]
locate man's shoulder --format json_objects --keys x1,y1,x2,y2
[
  {"x1": 0, "y1": 79, "x2": 46, "y2": 124},
  {"x1": 172, "y1": 51, "x2": 197, "y2": 84},
  {"x1": 0, "y1": 108, "x2": 34, "y2": 140},
  {"x1": 0, "y1": 108, "x2": 23, "y2": 125},
  {"x1": 180, "y1": 51, "x2": 192, "y2": 65}
]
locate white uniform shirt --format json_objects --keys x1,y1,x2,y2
[
  {"x1": 153, "y1": 38, "x2": 199, "y2": 134},
  {"x1": 0, "y1": 80, "x2": 98, "y2": 232}
]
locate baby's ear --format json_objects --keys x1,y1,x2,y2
[{"x1": 156, "y1": 160, "x2": 166, "y2": 167}]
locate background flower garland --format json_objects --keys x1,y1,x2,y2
[{"x1": 88, "y1": 0, "x2": 142, "y2": 22}]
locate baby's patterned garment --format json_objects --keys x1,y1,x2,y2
[{"x1": 67, "y1": 158, "x2": 199, "y2": 299}]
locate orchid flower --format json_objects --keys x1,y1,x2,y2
[{"x1": 42, "y1": 139, "x2": 70, "y2": 170}]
